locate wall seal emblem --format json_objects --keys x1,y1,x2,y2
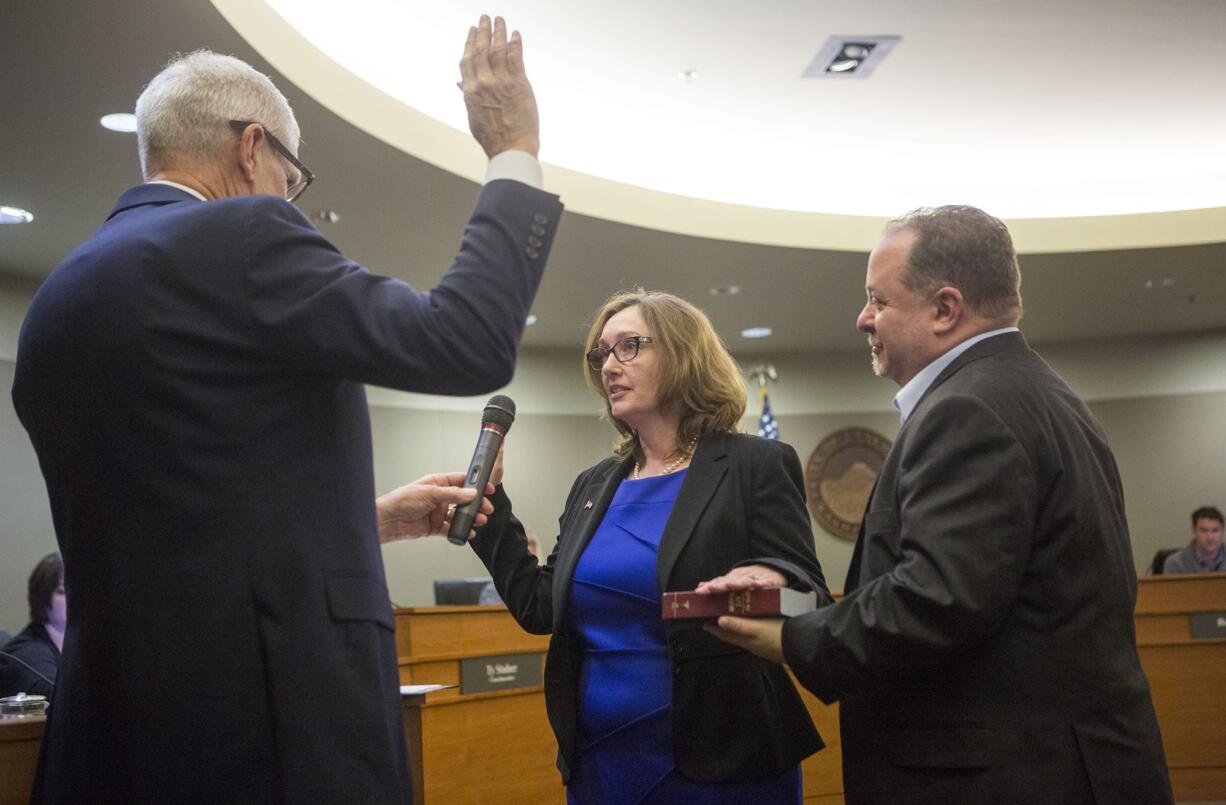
[{"x1": 805, "y1": 427, "x2": 892, "y2": 541}]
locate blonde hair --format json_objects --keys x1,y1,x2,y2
[{"x1": 583, "y1": 289, "x2": 746, "y2": 462}]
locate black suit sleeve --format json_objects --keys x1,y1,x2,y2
[
  {"x1": 739, "y1": 439, "x2": 832, "y2": 603},
  {"x1": 241, "y1": 180, "x2": 562, "y2": 393},
  {"x1": 468, "y1": 468, "x2": 592, "y2": 635},
  {"x1": 783, "y1": 393, "x2": 1037, "y2": 702}
]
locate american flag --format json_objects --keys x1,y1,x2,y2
[{"x1": 757, "y1": 386, "x2": 779, "y2": 440}]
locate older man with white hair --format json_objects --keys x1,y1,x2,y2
[{"x1": 13, "y1": 16, "x2": 559, "y2": 804}]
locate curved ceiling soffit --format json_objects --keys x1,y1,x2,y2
[{"x1": 211, "y1": 0, "x2": 1226, "y2": 255}]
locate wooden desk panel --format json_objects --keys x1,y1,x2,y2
[
  {"x1": 394, "y1": 606, "x2": 548, "y2": 661},
  {"x1": 396, "y1": 607, "x2": 562, "y2": 803},
  {"x1": 1137, "y1": 574, "x2": 1226, "y2": 615},
  {"x1": 0, "y1": 716, "x2": 44, "y2": 805},
  {"x1": 1135, "y1": 612, "x2": 1201, "y2": 644},
  {"x1": 1170, "y1": 767, "x2": 1226, "y2": 802},
  {"x1": 416, "y1": 690, "x2": 563, "y2": 804},
  {"x1": 1136, "y1": 574, "x2": 1226, "y2": 801},
  {"x1": 399, "y1": 653, "x2": 548, "y2": 705},
  {"x1": 1141, "y1": 642, "x2": 1226, "y2": 769}
]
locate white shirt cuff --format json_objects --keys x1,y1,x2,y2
[{"x1": 484, "y1": 151, "x2": 543, "y2": 190}]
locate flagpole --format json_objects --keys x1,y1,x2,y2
[
  {"x1": 747, "y1": 363, "x2": 779, "y2": 439},
  {"x1": 746, "y1": 362, "x2": 778, "y2": 392}
]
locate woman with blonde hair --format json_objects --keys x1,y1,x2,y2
[{"x1": 470, "y1": 289, "x2": 831, "y2": 803}]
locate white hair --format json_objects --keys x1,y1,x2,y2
[{"x1": 134, "y1": 49, "x2": 299, "y2": 178}]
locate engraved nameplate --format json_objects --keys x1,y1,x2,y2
[{"x1": 459, "y1": 652, "x2": 543, "y2": 694}]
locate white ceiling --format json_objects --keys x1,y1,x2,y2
[
  {"x1": 256, "y1": 0, "x2": 1226, "y2": 218},
  {"x1": 1, "y1": 0, "x2": 1225, "y2": 358}
]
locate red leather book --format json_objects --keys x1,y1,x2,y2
[{"x1": 660, "y1": 588, "x2": 817, "y2": 620}]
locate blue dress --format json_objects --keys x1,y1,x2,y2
[{"x1": 566, "y1": 470, "x2": 801, "y2": 805}]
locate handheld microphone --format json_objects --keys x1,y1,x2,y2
[{"x1": 447, "y1": 395, "x2": 516, "y2": 545}]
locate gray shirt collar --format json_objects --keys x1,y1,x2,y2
[{"x1": 894, "y1": 327, "x2": 1019, "y2": 423}]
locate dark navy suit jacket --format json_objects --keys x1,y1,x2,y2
[{"x1": 13, "y1": 180, "x2": 561, "y2": 803}]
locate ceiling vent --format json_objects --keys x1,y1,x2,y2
[{"x1": 803, "y1": 36, "x2": 901, "y2": 79}]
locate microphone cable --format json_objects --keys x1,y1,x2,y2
[{"x1": 0, "y1": 648, "x2": 55, "y2": 688}]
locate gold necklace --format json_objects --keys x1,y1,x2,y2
[{"x1": 631, "y1": 436, "x2": 698, "y2": 480}]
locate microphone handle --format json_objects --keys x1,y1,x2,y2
[{"x1": 447, "y1": 425, "x2": 506, "y2": 545}]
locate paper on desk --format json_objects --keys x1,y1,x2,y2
[{"x1": 399, "y1": 684, "x2": 455, "y2": 695}]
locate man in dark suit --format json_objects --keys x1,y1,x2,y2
[
  {"x1": 708, "y1": 206, "x2": 1172, "y2": 804},
  {"x1": 12, "y1": 16, "x2": 559, "y2": 804}
]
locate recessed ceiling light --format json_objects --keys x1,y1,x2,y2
[
  {"x1": 310, "y1": 209, "x2": 341, "y2": 224},
  {"x1": 0, "y1": 206, "x2": 34, "y2": 224},
  {"x1": 678, "y1": 69, "x2": 700, "y2": 82},
  {"x1": 740, "y1": 326, "x2": 772, "y2": 339},
  {"x1": 525, "y1": 314, "x2": 538, "y2": 326},
  {"x1": 804, "y1": 36, "x2": 901, "y2": 79},
  {"x1": 709, "y1": 285, "x2": 741, "y2": 296},
  {"x1": 99, "y1": 113, "x2": 137, "y2": 133}
]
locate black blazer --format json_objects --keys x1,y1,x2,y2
[
  {"x1": 472, "y1": 431, "x2": 831, "y2": 784},
  {"x1": 13, "y1": 180, "x2": 562, "y2": 804},
  {"x1": 782, "y1": 333, "x2": 1173, "y2": 805},
  {"x1": 0, "y1": 623, "x2": 59, "y2": 698}
]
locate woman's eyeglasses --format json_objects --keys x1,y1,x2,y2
[{"x1": 586, "y1": 336, "x2": 654, "y2": 371}]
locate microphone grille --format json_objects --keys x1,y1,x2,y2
[{"x1": 482, "y1": 394, "x2": 516, "y2": 428}]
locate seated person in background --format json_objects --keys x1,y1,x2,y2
[
  {"x1": 479, "y1": 532, "x2": 541, "y2": 604},
  {"x1": 0, "y1": 552, "x2": 66, "y2": 698},
  {"x1": 1163, "y1": 506, "x2": 1226, "y2": 574}
]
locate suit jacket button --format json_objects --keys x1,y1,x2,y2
[
  {"x1": 531, "y1": 224, "x2": 546, "y2": 236},
  {"x1": 525, "y1": 246, "x2": 540, "y2": 259},
  {"x1": 528, "y1": 236, "x2": 542, "y2": 248},
  {"x1": 533, "y1": 213, "x2": 549, "y2": 225}
]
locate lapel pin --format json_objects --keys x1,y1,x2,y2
[{"x1": 584, "y1": 500, "x2": 593, "y2": 509}]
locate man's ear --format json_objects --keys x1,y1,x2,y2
[
  {"x1": 931, "y1": 286, "x2": 964, "y2": 334},
  {"x1": 235, "y1": 124, "x2": 264, "y2": 184}
]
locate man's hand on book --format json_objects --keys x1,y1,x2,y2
[
  {"x1": 704, "y1": 616, "x2": 786, "y2": 664},
  {"x1": 694, "y1": 564, "x2": 786, "y2": 594}
]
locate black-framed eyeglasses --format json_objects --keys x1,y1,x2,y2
[
  {"x1": 587, "y1": 336, "x2": 655, "y2": 371},
  {"x1": 229, "y1": 120, "x2": 315, "y2": 203}
]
